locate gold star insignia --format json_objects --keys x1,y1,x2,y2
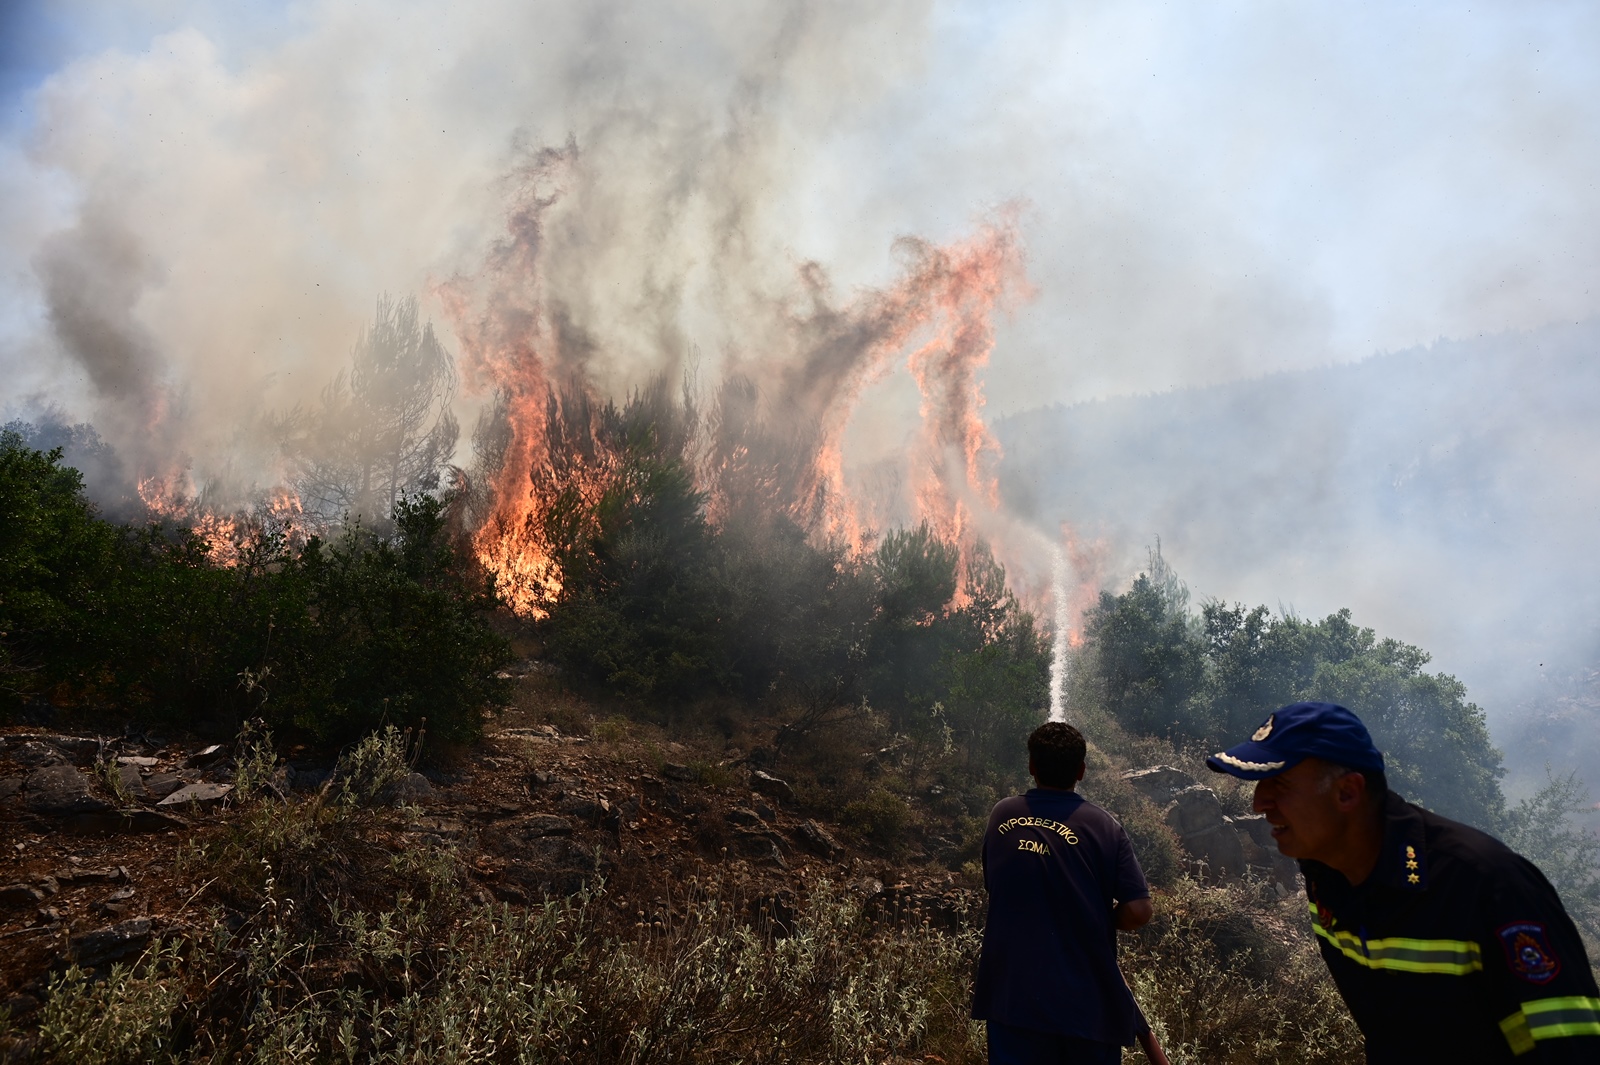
[
  {"x1": 1408, "y1": 873, "x2": 1420, "y2": 884},
  {"x1": 1406, "y1": 859, "x2": 1418, "y2": 870},
  {"x1": 1405, "y1": 846, "x2": 1416, "y2": 857}
]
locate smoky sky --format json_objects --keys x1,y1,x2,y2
[{"x1": 3, "y1": 2, "x2": 1600, "y2": 773}]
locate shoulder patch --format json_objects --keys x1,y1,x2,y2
[
  {"x1": 1307, "y1": 880, "x2": 1336, "y2": 930},
  {"x1": 1497, "y1": 922, "x2": 1561, "y2": 984}
]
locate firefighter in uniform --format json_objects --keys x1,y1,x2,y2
[
  {"x1": 972, "y1": 722, "x2": 1169, "y2": 1064},
  {"x1": 1208, "y1": 701, "x2": 1600, "y2": 1063}
]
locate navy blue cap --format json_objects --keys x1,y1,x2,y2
[{"x1": 1206, "y1": 701, "x2": 1384, "y2": 780}]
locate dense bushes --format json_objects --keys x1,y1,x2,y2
[
  {"x1": 0, "y1": 432, "x2": 508, "y2": 743},
  {"x1": 1073, "y1": 548, "x2": 1506, "y2": 828},
  {"x1": 533, "y1": 389, "x2": 1050, "y2": 784}
]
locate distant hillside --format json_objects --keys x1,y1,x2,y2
[{"x1": 996, "y1": 318, "x2": 1600, "y2": 793}]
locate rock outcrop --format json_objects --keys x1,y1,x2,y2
[{"x1": 1121, "y1": 765, "x2": 1298, "y2": 888}]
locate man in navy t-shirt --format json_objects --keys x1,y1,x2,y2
[{"x1": 972, "y1": 722, "x2": 1164, "y2": 1065}]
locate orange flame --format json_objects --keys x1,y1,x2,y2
[
  {"x1": 137, "y1": 473, "x2": 306, "y2": 568},
  {"x1": 441, "y1": 149, "x2": 1032, "y2": 617}
]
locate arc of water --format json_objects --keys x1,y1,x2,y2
[{"x1": 1049, "y1": 543, "x2": 1071, "y2": 722}]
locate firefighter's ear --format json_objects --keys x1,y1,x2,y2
[
  {"x1": 1332, "y1": 770, "x2": 1366, "y2": 813},
  {"x1": 1076, "y1": 761, "x2": 1086, "y2": 783}
]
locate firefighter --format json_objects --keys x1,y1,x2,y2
[
  {"x1": 972, "y1": 722, "x2": 1169, "y2": 1064},
  {"x1": 1207, "y1": 701, "x2": 1600, "y2": 1062}
]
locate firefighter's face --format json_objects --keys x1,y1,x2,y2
[{"x1": 1252, "y1": 759, "x2": 1353, "y2": 861}]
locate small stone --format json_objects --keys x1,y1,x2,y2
[
  {"x1": 386, "y1": 772, "x2": 433, "y2": 803},
  {"x1": 0, "y1": 776, "x2": 22, "y2": 801},
  {"x1": 183, "y1": 745, "x2": 228, "y2": 769},
  {"x1": 0, "y1": 883, "x2": 46, "y2": 908},
  {"x1": 116, "y1": 764, "x2": 149, "y2": 802},
  {"x1": 750, "y1": 770, "x2": 795, "y2": 804},
  {"x1": 0, "y1": 993, "x2": 40, "y2": 1020},
  {"x1": 68, "y1": 918, "x2": 153, "y2": 968},
  {"x1": 730, "y1": 828, "x2": 788, "y2": 868},
  {"x1": 156, "y1": 781, "x2": 233, "y2": 808},
  {"x1": 24, "y1": 765, "x2": 112, "y2": 816},
  {"x1": 56, "y1": 865, "x2": 125, "y2": 883},
  {"x1": 514, "y1": 814, "x2": 573, "y2": 838},
  {"x1": 661, "y1": 763, "x2": 695, "y2": 782},
  {"x1": 11, "y1": 742, "x2": 64, "y2": 768},
  {"x1": 725, "y1": 808, "x2": 764, "y2": 828},
  {"x1": 1122, "y1": 765, "x2": 1199, "y2": 803},
  {"x1": 143, "y1": 774, "x2": 188, "y2": 800},
  {"x1": 49, "y1": 736, "x2": 105, "y2": 766},
  {"x1": 793, "y1": 819, "x2": 844, "y2": 859},
  {"x1": 116, "y1": 756, "x2": 160, "y2": 768},
  {"x1": 95, "y1": 886, "x2": 137, "y2": 917},
  {"x1": 558, "y1": 795, "x2": 611, "y2": 823}
]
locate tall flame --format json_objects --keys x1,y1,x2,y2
[{"x1": 440, "y1": 148, "x2": 1033, "y2": 619}]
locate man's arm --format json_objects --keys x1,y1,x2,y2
[
  {"x1": 1114, "y1": 896, "x2": 1153, "y2": 930},
  {"x1": 1484, "y1": 860, "x2": 1600, "y2": 1062},
  {"x1": 1137, "y1": 1027, "x2": 1171, "y2": 1065}
]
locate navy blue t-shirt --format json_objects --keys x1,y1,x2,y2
[{"x1": 971, "y1": 788, "x2": 1150, "y2": 1044}]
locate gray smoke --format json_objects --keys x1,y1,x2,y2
[{"x1": 4, "y1": 2, "x2": 1600, "y2": 787}]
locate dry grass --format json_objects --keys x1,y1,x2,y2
[
  {"x1": 8, "y1": 875, "x2": 986, "y2": 1065},
  {"x1": 1123, "y1": 877, "x2": 1363, "y2": 1064}
]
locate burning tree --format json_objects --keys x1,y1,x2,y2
[{"x1": 281, "y1": 294, "x2": 460, "y2": 531}]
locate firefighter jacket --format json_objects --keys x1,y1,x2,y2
[{"x1": 1301, "y1": 791, "x2": 1600, "y2": 1062}]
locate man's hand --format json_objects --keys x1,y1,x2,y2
[{"x1": 1113, "y1": 897, "x2": 1153, "y2": 931}]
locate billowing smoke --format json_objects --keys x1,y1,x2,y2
[
  {"x1": 34, "y1": 199, "x2": 181, "y2": 508},
  {"x1": 5, "y1": 2, "x2": 1600, "y2": 776},
  {"x1": 438, "y1": 141, "x2": 1031, "y2": 616}
]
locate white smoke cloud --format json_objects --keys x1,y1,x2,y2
[{"x1": 4, "y1": 0, "x2": 1600, "y2": 769}]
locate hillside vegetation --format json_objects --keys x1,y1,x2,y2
[{"x1": 2, "y1": 427, "x2": 1597, "y2": 1063}]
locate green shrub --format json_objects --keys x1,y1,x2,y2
[
  {"x1": 0, "y1": 431, "x2": 121, "y2": 714},
  {"x1": 1077, "y1": 549, "x2": 1510, "y2": 832},
  {"x1": 0, "y1": 433, "x2": 509, "y2": 744},
  {"x1": 32, "y1": 942, "x2": 186, "y2": 1065},
  {"x1": 841, "y1": 787, "x2": 914, "y2": 852}
]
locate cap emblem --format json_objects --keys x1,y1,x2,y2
[
  {"x1": 1211, "y1": 750, "x2": 1286, "y2": 773},
  {"x1": 1252, "y1": 715, "x2": 1275, "y2": 742}
]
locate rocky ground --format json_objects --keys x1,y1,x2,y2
[
  {"x1": 0, "y1": 673, "x2": 1310, "y2": 1040},
  {"x1": 0, "y1": 702, "x2": 982, "y2": 1020}
]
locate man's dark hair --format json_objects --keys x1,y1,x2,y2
[{"x1": 1028, "y1": 722, "x2": 1087, "y2": 788}]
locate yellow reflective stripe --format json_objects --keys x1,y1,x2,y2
[
  {"x1": 1310, "y1": 919, "x2": 1483, "y2": 974},
  {"x1": 1500, "y1": 1010, "x2": 1536, "y2": 1056},
  {"x1": 1523, "y1": 995, "x2": 1600, "y2": 1041},
  {"x1": 1501, "y1": 998, "x2": 1600, "y2": 1055}
]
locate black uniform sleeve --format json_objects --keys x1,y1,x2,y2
[{"x1": 1480, "y1": 857, "x2": 1600, "y2": 1061}]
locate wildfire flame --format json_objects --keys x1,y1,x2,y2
[
  {"x1": 439, "y1": 150, "x2": 1034, "y2": 619},
  {"x1": 127, "y1": 154, "x2": 1085, "y2": 636},
  {"x1": 137, "y1": 472, "x2": 306, "y2": 568}
]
